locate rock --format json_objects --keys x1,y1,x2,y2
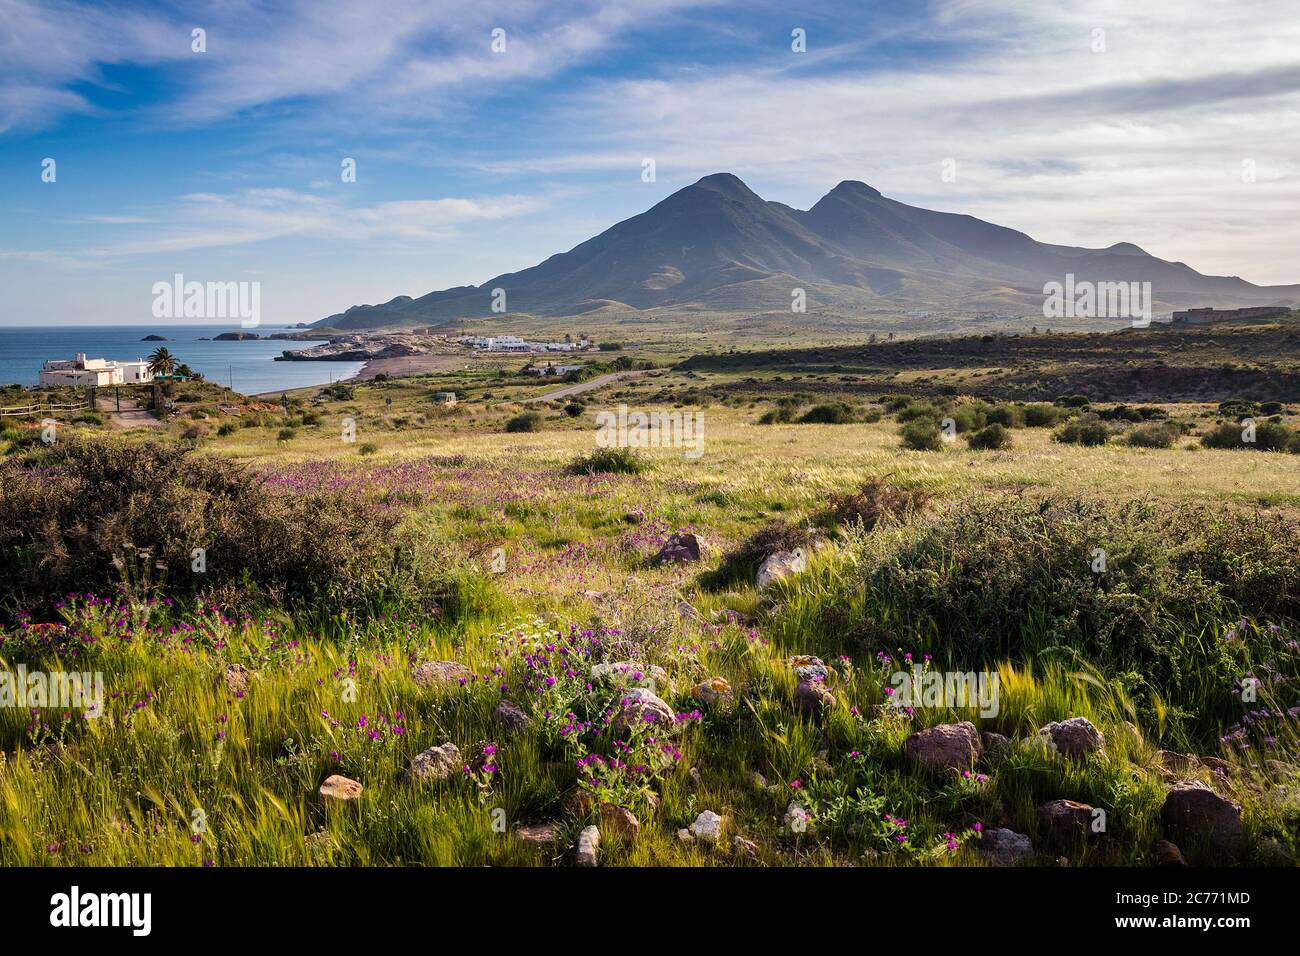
[
  {"x1": 689, "y1": 810, "x2": 724, "y2": 843},
  {"x1": 1159, "y1": 751, "x2": 1198, "y2": 774},
  {"x1": 688, "y1": 766, "x2": 703, "y2": 788},
  {"x1": 319, "y1": 774, "x2": 363, "y2": 803},
  {"x1": 304, "y1": 829, "x2": 332, "y2": 854},
  {"x1": 612, "y1": 687, "x2": 675, "y2": 735},
  {"x1": 677, "y1": 828, "x2": 695, "y2": 844},
  {"x1": 783, "y1": 802, "x2": 813, "y2": 833},
  {"x1": 223, "y1": 663, "x2": 250, "y2": 696},
  {"x1": 981, "y1": 732, "x2": 1011, "y2": 759},
  {"x1": 600, "y1": 803, "x2": 640, "y2": 839},
  {"x1": 1161, "y1": 780, "x2": 1246, "y2": 861},
  {"x1": 494, "y1": 699, "x2": 530, "y2": 735},
  {"x1": 1037, "y1": 717, "x2": 1106, "y2": 758},
  {"x1": 516, "y1": 823, "x2": 559, "y2": 845},
  {"x1": 978, "y1": 828, "x2": 1034, "y2": 866},
  {"x1": 404, "y1": 742, "x2": 462, "y2": 784},
  {"x1": 1154, "y1": 839, "x2": 1186, "y2": 867},
  {"x1": 904, "y1": 721, "x2": 982, "y2": 773},
  {"x1": 692, "y1": 676, "x2": 733, "y2": 705},
  {"x1": 575, "y1": 825, "x2": 600, "y2": 866},
  {"x1": 793, "y1": 679, "x2": 835, "y2": 715},
  {"x1": 655, "y1": 532, "x2": 705, "y2": 564},
  {"x1": 732, "y1": 836, "x2": 759, "y2": 859},
  {"x1": 1037, "y1": 799, "x2": 1097, "y2": 843},
  {"x1": 788, "y1": 655, "x2": 832, "y2": 683},
  {"x1": 411, "y1": 660, "x2": 472, "y2": 688},
  {"x1": 646, "y1": 792, "x2": 660, "y2": 816},
  {"x1": 676, "y1": 600, "x2": 705, "y2": 624},
  {"x1": 756, "y1": 549, "x2": 807, "y2": 590}
]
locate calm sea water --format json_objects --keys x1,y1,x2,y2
[{"x1": 0, "y1": 325, "x2": 364, "y2": 395}]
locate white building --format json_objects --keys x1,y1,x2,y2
[{"x1": 38, "y1": 354, "x2": 154, "y2": 387}]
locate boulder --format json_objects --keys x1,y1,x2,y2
[
  {"x1": 1153, "y1": 839, "x2": 1186, "y2": 867},
  {"x1": 600, "y1": 803, "x2": 641, "y2": 839},
  {"x1": 655, "y1": 533, "x2": 706, "y2": 564},
  {"x1": 793, "y1": 679, "x2": 835, "y2": 715},
  {"x1": 788, "y1": 655, "x2": 832, "y2": 683},
  {"x1": 411, "y1": 660, "x2": 472, "y2": 688},
  {"x1": 756, "y1": 549, "x2": 807, "y2": 590},
  {"x1": 1161, "y1": 780, "x2": 1246, "y2": 862},
  {"x1": 494, "y1": 699, "x2": 530, "y2": 735},
  {"x1": 613, "y1": 687, "x2": 675, "y2": 735},
  {"x1": 692, "y1": 676, "x2": 734, "y2": 705},
  {"x1": 319, "y1": 774, "x2": 363, "y2": 803},
  {"x1": 978, "y1": 828, "x2": 1034, "y2": 866},
  {"x1": 575, "y1": 825, "x2": 601, "y2": 866},
  {"x1": 689, "y1": 810, "x2": 724, "y2": 843},
  {"x1": 1037, "y1": 799, "x2": 1097, "y2": 843},
  {"x1": 677, "y1": 828, "x2": 695, "y2": 844},
  {"x1": 732, "y1": 836, "x2": 760, "y2": 859},
  {"x1": 404, "y1": 742, "x2": 462, "y2": 784},
  {"x1": 904, "y1": 721, "x2": 982, "y2": 773},
  {"x1": 1037, "y1": 717, "x2": 1105, "y2": 758},
  {"x1": 515, "y1": 823, "x2": 559, "y2": 845}
]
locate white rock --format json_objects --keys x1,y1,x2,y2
[
  {"x1": 689, "y1": 810, "x2": 724, "y2": 843},
  {"x1": 756, "y1": 549, "x2": 807, "y2": 590},
  {"x1": 575, "y1": 825, "x2": 601, "y2": 866}
]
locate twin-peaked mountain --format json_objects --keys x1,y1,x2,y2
[{"x1": 317, "y1": 173, "x2": 1300, "y2": 328}]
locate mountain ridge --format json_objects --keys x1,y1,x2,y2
[{"x1": 316, "y1": 174, "x2": 1300, "y2": 329}]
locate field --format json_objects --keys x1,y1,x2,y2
[{"x1": 1, "y1": 319, "x2": 1298, "y2": 868}]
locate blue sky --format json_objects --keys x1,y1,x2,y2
[{"x1": 2, "y1": 0, "x2": 1299, "y2": 325}]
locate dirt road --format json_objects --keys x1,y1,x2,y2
[
  {"x1": 520, "y1": 370, "x2": 647, "y2": 403},
  {"x1": 98, "y1": 393, "x2": 162, "y2": 429}
]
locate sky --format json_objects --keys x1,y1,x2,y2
[{"x1": 2, "y1": 0, "x2": 1299, "y2": 326}]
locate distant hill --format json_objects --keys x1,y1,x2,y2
[{"x1": 316, "y1": 173, "x2": 1300, "y2": 330}]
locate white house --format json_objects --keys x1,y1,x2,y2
[{"x1": 38, "y1": 353, "x2": 154, "y2": 387}]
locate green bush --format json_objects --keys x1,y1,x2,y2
[
  {"x1": 563, "y1": 403, "x2": 584, "y2": 418},
  {"x1": 1023, "y1": 404, "x2": 1067, "y2": 427},
  {"x1": 899, "y1": 418, "x2": 944, "y2": 451},
  {"x1": 822, "y1": 478, "x2": 931, "y2": 531},
  {"x1": 1126, "y1": 423, "x2": 1179, "y2": 448},
  {"x1": 505, "y1": 412, "x2": 544, "y2": 433},
  {"x1": 798, "y1": 402, "x2": 858, "y2": 424},
  {"x1": 984, "y1": 404, "x2": 1024, "y2": 428},
  {"x1": 1053, "y1": 414, "x2": 1109, "y2": 446},
  {"x1": 565, "y1": 447, "x2": 646, "y2": 475},
  {"x1": 758, "y1": 398, "x2": 800, "y2": 425},
  {"x1": 965, "y1": 423, "x2": 1013, "y2": 450},
  {"x1": 1201, "y1": 420, "x2": 1293, "y2": 451},
  {"x1": 0, "y1": 438, "x2": 407, "y2": 615}
]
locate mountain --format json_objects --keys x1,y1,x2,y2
[{"x1": 316, "y1": 173, "x2": 1300, "y2": 329}]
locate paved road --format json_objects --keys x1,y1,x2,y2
[{"x1": 520, "y1": 370, "x2": 647, "y2": 403}]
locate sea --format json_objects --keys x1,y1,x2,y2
[{"x1": 0, "y1": 325, "x2": 364, "y2": 395}]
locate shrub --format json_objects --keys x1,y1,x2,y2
[
  {"x1": 1053, "y1": 414, "x2": 1109, "y2": 446},
  {"x1": 505, "y1": 412, "x2": 543, "y2": 433},
  {"x1": 984, "y1": 404, "x2": 1024, "y2": 428},
  {"x1": 358, "y1": 441, "x2": 379, "y2": 455},
  {"x1": 74, "y1": 412, "x2": 105, "y2": 426},
  {"x1": 798, "y1": 402, "x2": 858, "y2": 424},
  {"x1": 948, "y1": 405, "x2": 987, "y2": 433},
  {"x1": 1126, "y1": 423, "x2": 1179, "y2": 448},
  {"x1": 566, "y1": 447, "x2": 646, "y2": 475},
  {"x1": 1201, "y1": 420, "x2": 1293, "y2": 451},
  {"x1": 758, "y1": 398, "x2": 800, "y2": 425},
  {"x1": 965, "y1": 423, "x2": 1013, "y2": 450},
  {"x1": 1055, "y1": 394, "x2": 1091, "y2": 408},
  {"x1": 899, "y1": 418, "x2": 944, "y2": 451},
  {"x1": 0, "y1": 438, "x2": 407, "y2": 615},
  {"x1": 563, "y1": 403, "x2": 584, "y2": 418},
  {"x1": 823, "y1": 478, "x2": 931, "y2": 531},
  {"x1": 1023, "y1": 404, "x2": 1067, "y2": 427},
  {"x1": 896, "y1": 401, "x2": 940, "y2": 424},
  {"x1": 276, "y1": 427, "x2": 297, "y2": 442}
]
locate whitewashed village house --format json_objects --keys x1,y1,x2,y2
[{"x1": 39, "y1": 353, "x2": 154, "y2": 387}]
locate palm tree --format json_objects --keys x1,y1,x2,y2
[{"x1": 148, "y1": 347, "x2": 176, "y2": 377}]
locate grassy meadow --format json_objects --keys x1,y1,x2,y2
[{"x1": 1, "y1": 320, "x2": 1299, "y2": 868}]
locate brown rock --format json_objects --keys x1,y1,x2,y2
[
  {"x1": 793, "y1": 678, "x2": 836, "y2": 716},
  {"x1": 978, "y1": 828, "x2": 1034, "y2": 866},
  {"x1": 411, "y1": 660, "x2": 472, "y2": 689},
  {"x1": 516, "y1": 822, "x2": 559, "y2": 845},
  {"x1": 612, "y1": 687, "x2": 675, "y2": 735},
  {"x1": 654, "y1": 532, "x2": 706, "y2": 564},
  {"x1": 904, "y1": 721, "x2": 982, "y2": 773},
  {"x1": 1154, "y1": 839, "x2": 1187, "y2": 867},
  {"x1": 692, "y1": 676, "x2": 733, "y2": 705},
  {"x1": 1037, "y1": 799, "x2": 1097, "y2": 843},
  {"x1": 1037, "y1": 717, "x2": 1105, "y2": 758},
  {"x1": 981, "y1": 732, "x2": 1011, "y2": 758},
  {"x1": 319, "y1": 774, "x2": 363, "y2": 803},
  {"x1": 404, "y1": 742, "x2": 462, "y2": 784},
  {"x1": 600, "y1": 803, "x2": 641, "y2": 839},
  {"x1": 494, "y1": 699, "x2": 529, "y2": 735},
  {"x1": 1161, "y1": 780, "x2": 1246, "y2": 862},
  {"x1": 223, "y1": 663, "x2": 250, "y2": 696}
]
